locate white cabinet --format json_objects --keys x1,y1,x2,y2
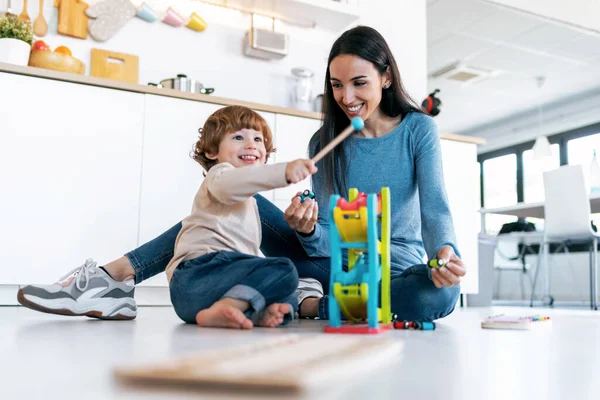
[
  {"x1": 0, "y1": 73, "x2": 144, "y2": 284},
  {"x1": 207, "y1": 0, "x2": 359, "y2": 32},
  {"x1": 0, "y1": 71, "x2": 479, "y2": 298},
  {"x1": 272, "y1": 114, "x2": 322, "y2": 210},
  {"x1": 137, "y1": 96, "x2": 221, "y2": 286},
  {"x1": 440, "y1": 139, "x2": 480, "y2": 294}
]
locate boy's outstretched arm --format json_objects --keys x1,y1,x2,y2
[{"x1": 206, "y1": 160, "x2": 317, "y2": 205}]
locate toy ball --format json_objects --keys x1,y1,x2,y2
[{"x1": 351, "y1": 117, "x2": 364, "y2": 131}]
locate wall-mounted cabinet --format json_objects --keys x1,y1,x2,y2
[{"x1": 201, "y1": 0, "x2": 360, "y2": 31}]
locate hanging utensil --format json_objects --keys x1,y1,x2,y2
[
  {"x1": 33, "y1": 0, "x2": 47, "y2": 37},
  {"x1": 19, "y1": 0, "x2": 30, "y2": 21}
]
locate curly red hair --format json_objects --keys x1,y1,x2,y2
[{"x1": 192, "y1": 105, "x2": 276, "y2": 171}]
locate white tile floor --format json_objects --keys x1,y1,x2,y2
[{"x1": 1, "y1": 306, "x2": 599, "y2": 400}]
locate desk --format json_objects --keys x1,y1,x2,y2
[
  {"x1": 478, "y1": 194, "x2": 600, "y2": 308},
  {"x1": 472, "y1": 232, "x2": 546, "y2": 307},
  {"x1": 479, "y1": 193, "x2": 600, "y2": 233}
]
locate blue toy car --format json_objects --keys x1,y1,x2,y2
[{"x1": 299, "y1": 189, "x2": 315, "y2": 203}]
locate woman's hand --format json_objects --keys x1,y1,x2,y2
[
  {"x1": 431, "y1": 245, "x2": 466, "y2": 288},
  {"x1": 284, "y1": 192, "x2": 319, "y2": 234}
]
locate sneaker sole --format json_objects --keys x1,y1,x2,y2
[{"x1": 17, "y1": 289, "x2": 137, "y2": 321}]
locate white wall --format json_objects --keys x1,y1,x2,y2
[
  {"x1": 7, "y1": 0, "x2": 427, "y2": 110},
  {"x1": 358, "y1": 0, "x2": 428, "y2": 102},
  {"x1": 484, "y1": 0, "x2": 600, "y2": 33}
]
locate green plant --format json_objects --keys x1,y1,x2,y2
[{"x1": 0, "y1": 14, "x2": 33, "y2": 46}]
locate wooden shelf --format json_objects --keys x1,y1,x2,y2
[{"x1": 199, "y1": 0, "x2": 360, "y2": 31}]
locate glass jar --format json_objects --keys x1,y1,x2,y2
[{"x1": 291, "y1": 68, "x2": 314, "y2": 111}]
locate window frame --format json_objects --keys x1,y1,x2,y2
[{"x1": 478, "y1": 122, "x2": 600, "y2": 208}]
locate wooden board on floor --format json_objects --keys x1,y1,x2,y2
[{"x1": 114, "y1": 334, "x2": 403, "y2": 394}]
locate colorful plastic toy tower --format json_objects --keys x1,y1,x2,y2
[{"x1": 324, "y1": 187, "x2": 393, "y2": 334}]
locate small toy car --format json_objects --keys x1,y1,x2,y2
[
  {"x1": 428, "y1": 258, "x2": 447, "y2": 269},
  {"x1": 299, "y1": 189, "x2": 315, "y2": 203}
]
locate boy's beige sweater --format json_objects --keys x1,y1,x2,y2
[{"x1": 165, "y1": 162, "x2": 289, "y2": 282}]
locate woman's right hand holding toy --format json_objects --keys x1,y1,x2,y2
[{"x1": 284, "y1": 192, "x2": 319, "y2": 235}]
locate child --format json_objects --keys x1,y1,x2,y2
[{"x1": 165, "y1": 105, "x2": 317, "y2": 329}]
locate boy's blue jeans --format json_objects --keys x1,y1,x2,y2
[
  {"x1": 169, "y1": 251, "x2": 298, "y2": 324},
  {"x1": 126, "y1": 195, "x2": 459, "y2": 322}
]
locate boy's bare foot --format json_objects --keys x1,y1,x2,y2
[
  {"x1": 196, "y1": 302, "x2": 253, "y2": 329},
  {"x1": 257, "y1": 303, "x2": 290, "y2": 328}
]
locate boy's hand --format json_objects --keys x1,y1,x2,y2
[
  {"x1": 431, "y1": 245, "x2": 466, "y2": 288},
  {"x1": 284, "y1": 192, "x2": 318, "y2": 234},
  {"x1": 286, "y1": 159, "x2": 317, "y2": 184}
]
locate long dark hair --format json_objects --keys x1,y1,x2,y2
[{"x1": 316, "y1": 25, "x2": 424, "y2": 197}]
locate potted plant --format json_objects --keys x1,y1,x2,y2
[{"x1": 0, "y1": 13, "x2": 33, "y2": 66}]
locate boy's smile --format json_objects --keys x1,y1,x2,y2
[{"x1": 206, "y1": 129, "x2": 267, "y2": 168}]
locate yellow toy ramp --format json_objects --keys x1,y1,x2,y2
[
  {"x1": 333, "y1": 283, "x2": 368, "y2": 322},
  {"x1": 332, "y1": 207, "x2": 368, "y2": 243}
]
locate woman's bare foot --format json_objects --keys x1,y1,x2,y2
[
  {"x1": 196, "y1": 299, "x2": 253, "y2": 329},
  {"x1": 257, "y1": 303, "x2": 290, "y2": 328}
]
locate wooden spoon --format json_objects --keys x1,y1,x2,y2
[
  {"x1": 33, "y1": 0, "x2": 48, "y2": 37},
  {"x1": 19, "y1": 0, "x2": 30, "y2": 22}
]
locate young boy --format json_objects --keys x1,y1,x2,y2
[{"x1": 166, "y1": 105, "x2": 317, "y2": 329}]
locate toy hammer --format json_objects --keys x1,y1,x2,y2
[{"x1": 311, "y1": 117, "x2": 365, "y2": 164}]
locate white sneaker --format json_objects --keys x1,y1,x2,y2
[{"x1": 17, "y1": 259, "x2": 137, "y2": 320}]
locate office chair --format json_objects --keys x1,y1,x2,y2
[{"x1": 530, "y1": 165, "x2": 599, "y2": 309}]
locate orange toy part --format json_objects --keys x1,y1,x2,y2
[{"x1": 336, "y1": 192, "x2": 381, "y2": 214}]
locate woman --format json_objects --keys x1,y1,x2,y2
[{"x1": 18, "y1": 26, "x2": 465, "y2": 322}]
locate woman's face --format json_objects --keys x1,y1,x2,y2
[{"x1": 329, "y1": 54, "x2": 390, "y2": 122}]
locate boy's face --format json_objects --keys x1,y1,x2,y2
[{"x1": 206, "y1": 129, "x2": 267, "y2": 168}]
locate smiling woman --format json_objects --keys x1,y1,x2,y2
[
  {"x1": 318, "y1": 26, "x2": 425, "y2": 198},
  {"x1": 283, "y1": 25, "x2": 467, "y2": 320}
]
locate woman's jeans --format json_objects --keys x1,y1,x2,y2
[{"x1": 126, "y1": 195, "x2": 460, "y2": 322}]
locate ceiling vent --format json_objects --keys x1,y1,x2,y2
[{"x1": 430, "y1": 62, "x2": 496, "y2": 84}]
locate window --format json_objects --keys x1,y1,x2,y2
[
  {"x1": 478, "y1": 128, "x2": 600, "y2": 235},
  {"x1": 567, "y1": 133, "x2": 600, "y2": 184},
  {"x1": 568, "y1": 134, "x2": 600, "y2": 226},
  {"x1": 483, "y1": 154, "x2": 517, "y2": 208},
  {"x1": 483, "y1": 154, "x2": 518, "y2": 234},
  {"x1": 522, "y1": 144, "x2": 560, "y2": 203}
]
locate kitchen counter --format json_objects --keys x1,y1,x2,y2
[{"x1": 0, "y1": 62, "x2": 485, "y2": 145}]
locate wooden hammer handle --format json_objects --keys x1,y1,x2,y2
[{"x1": 311, "y1": 124, "x2": 356, "y2": 164}]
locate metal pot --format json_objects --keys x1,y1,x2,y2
[{"x1": 159, "y1": 74, "x2": 214, "y2": 95}]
